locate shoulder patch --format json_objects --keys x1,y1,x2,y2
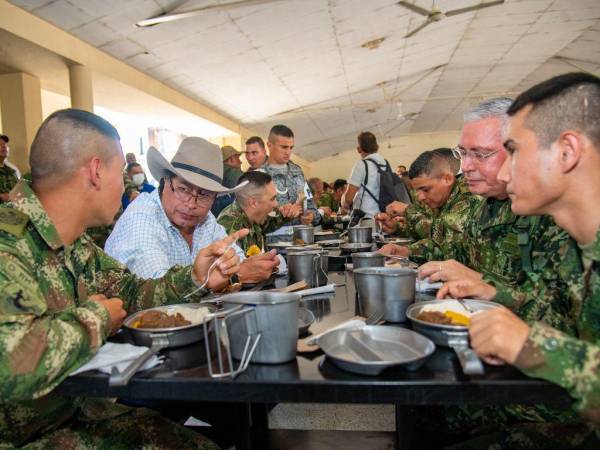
[{"x1": 0, "y1": 207, "x2": 30, "y2": 237}]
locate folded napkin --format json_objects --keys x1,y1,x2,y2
[
  {"x1": 296, "y1": 283, "x2": 336, "y2": 297},
  {"x1": 70, "y1": 342, "x2": 163, "y2": 376}
]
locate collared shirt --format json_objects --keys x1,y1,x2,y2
[{"x1": 105, "y1": 189, "x2": 245, "y2": 279}]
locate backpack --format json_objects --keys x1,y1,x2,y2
[{"x1": 361, "y1": 157, "x2": 412, "y2": 212}]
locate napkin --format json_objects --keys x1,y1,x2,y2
[
  {"x1": 70, "y1": 342, "x2": 163, "y2": 376},
  {"x1": 416, "y1": 278, "x2": 443, "y2": 292},
  {"x1": 296, "y1": 283, "x2": 336, "y2": 297}
]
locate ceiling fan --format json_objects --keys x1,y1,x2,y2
[
  {"x1": 136, "y1": 0, "x2": 285, "y2": 27},
  {"x1": 398, "y1": 0, "x2": 505, "y2": 38}
]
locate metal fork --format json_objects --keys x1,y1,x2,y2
[
  {"x1": 184, "y1": 240, "x2": 238, "y2": 299},
  {"x1": 457, "y1": 299, "x2": 474, "y2": 314}
]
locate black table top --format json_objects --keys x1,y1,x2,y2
[{"x1": 57, "y1": 271, "x2": 572, "y2": 408}]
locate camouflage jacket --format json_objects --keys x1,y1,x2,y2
[
  {"x1": 317, "y1": 192, "x2": 339, "y2": 212},
  {"x1": 0, "y1": 180, "x2": 206, "y2": 446},
  {"x1": 405, "y1": 177, "x2": 478, "y2": 262},
  {"x1": 0, "y1": 164, "x2": 18, "y2": 199},
  {"x1": 262, "y1": 161, "x2": 321, "y2": 226},
  {"x1": 217, "y1": 201, "x2": 287, "y2": 254},
  {"x1": 441, "y1": 197, "x2": 582, "y2": 332},
  {"x1": 515, "y1": 226, "x2": 600, "y2": 424}
]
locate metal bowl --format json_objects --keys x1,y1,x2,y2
[{"x1": 298, "y1": 307, "x2": 316, "y2": 336}]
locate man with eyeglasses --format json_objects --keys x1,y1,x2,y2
[{"x1": 106, "y1": 137, "x2": 279, "y2": 284}]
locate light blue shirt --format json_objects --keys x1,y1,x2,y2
[{"x1": 105, "y1": 190, "x2": 245, "y2": 279}]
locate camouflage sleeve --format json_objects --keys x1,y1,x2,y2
[
  {"x1": 515, "y1": 322, "x2": 600, "y2": 420},
  {"x1": 92, "y1": 247, "x2": 206, "y2": 313},
  {"x1": 0, "y1": 250, "x2": 110, "y2": 401},
  {"x1": 263, "y1": 210, "x2": 289, "y2": 234},
  {"x1": 484, "y1": 221, "x2": 580, "y2": 333}
]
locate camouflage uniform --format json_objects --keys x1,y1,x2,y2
[
  {"x1": 217, "y1": 201, "x2": 287, "y2": 253},
  {"x1": 262, "y1": 161, "x2": 321, "y2": 226},
  {"x1": 0, "y1": 180, "x2": 217, "y2": 449},
  {"x1": 317, "y1": 192, "x2": 339, "y2": 212},
  {"x1": 0, "y1": 164, "x2": 18, "y2": 202},
  {"x1": 439, "y1": 197, "x2": 582, "y2": 332},
  {"x1": 402, "y1": 177, "x2": 478, "y2": 264}
]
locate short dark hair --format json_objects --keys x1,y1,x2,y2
[
  {"x1": 357, "y1": 131, "x2": 378, "y2": 154},
  {"x1": 0, "y1": 135, "x2": 9, "y2": 143},
  {"x1": 333, "y1": 179, "x2": 347, "y2": 191},
  {"x1": 238, "y1": 170, "x2": 272, "y2": 186},
  {"x1": 30, "y1": 108, "x2": 121, "y2": 184},
  {"x1": 269, "y1": 125, "x2": 294, "y2": 140},
  {"x1": 158, "y1": 171, "x2": 176, "y2": 196},
  {"x1": 508, "y1": 72, "x2": 600, "y2": 148},
  {"x1": 126, "y1": 162, "x2": 141, "y2": 174},
  {"x1": 408, "y1": 148, "x2": 456, "y2": 179},
  {"x1": 236, "y1": 170, "x2": 273, "y2": 205},
  {"x1": 245, "y1": 136, "x2": 265, "y2": 148},
  {"x1": 398, "y1": 165, "x2": 406, "y2": 171}
]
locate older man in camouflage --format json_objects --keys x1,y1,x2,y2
[
  {"x1": 0, "y1": 134, "x2": 18, "y2": 204},
  {"x1": 437, "y1": 73, "x2": 600, "y2": 449},
  {"x1": 377, "y1": 148, "x2": 477, "y2": 264},
  {"x1": 0, "y1": 109, "x2": 246, "y2": 449}
]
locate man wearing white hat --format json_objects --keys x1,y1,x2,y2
[{"x1": 105, "y1": 137, "x2": 279, "y2": 282}]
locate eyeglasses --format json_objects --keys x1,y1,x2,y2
[
  {"x1": 169, "y1": 179, "x2": 216, "y2": 205},
  {"x1": 452, "y1": 146, "x2": 502, "y2": 162}
]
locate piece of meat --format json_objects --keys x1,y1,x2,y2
[{"x1": 416, "y1": 310, "x2": 453, "y2": 325}]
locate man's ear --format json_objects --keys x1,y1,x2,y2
[
  {"x1": 88, "y1": 156, "x2": 102, "y2": 190},
  {"x1": 557, "y1": 131, "x2": 583, "y2": 174},
  {"x1": 440, "y1": 172, "x2": 454, "y2": 186}
]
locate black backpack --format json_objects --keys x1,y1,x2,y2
[{"x1": 361, "y1": 158, "x2": 411, "y2": 212}]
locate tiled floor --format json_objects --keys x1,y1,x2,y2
[{"x1": 269, "y1": 403, "x2": 395, "y2": 431}]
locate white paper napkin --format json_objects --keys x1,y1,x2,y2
[
  {"x1": 70, "y1": 342, "x2": 163, "y2": 376},
  {"x1": 416, "y1": 278, "x2": 443, "y2": 292}
]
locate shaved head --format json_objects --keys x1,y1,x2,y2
[{"x1": 30, "y1": 108, "x2": 121, "y2": 186}]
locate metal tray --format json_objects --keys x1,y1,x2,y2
[{"x1": 318, "y1": 325, "x2": 435, "y2": 375}]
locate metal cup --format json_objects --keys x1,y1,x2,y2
[
  {"x1": 353, "y1": 267, "x2": 416, "y2": 322},
  {"x1": 287, "y1": 249, "x2": 329, "y2": 287},
  {"x1": 348, "y1": 226, "x2": 373, "y2": 243},
  {"x1": 351, "y1": 252, "x2": 385, "y2": 270},
  {"x1": 293, "y1": 226, "x2": 315, "y2": 244}
]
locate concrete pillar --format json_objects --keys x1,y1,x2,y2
[
  {"x1": 0, "y1": 72, "x2": 43, "y2": 173},
  {"x1": 69, "y1": 64, "x2": 94, "y2": 112}
]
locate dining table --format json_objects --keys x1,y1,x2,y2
[{"x1": 57, "y1": 261, "x2": 572, "y2": 450}]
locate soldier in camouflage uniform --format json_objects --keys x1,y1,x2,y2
[
  {"x1": 377, "y1": 148, "x2": 479, "y2": 264},
  {"x1": 217, "y1": 171, "x2": 300, "y2": 255},
  {"x1": 263, "y1": 125, "x2": 320, "y2": 229},
  {"x1": 0, "y1": 135, "x2": 18, "y2": 204},
  {"x1": 413, "y1": 97, "x2": 589, "y2": 447},
  {"x1": 0, "y1": 109, "x2": 245, "y2": 449},
  {"x1": 438, "y1": 73, "x2": 600, "y2": 449}
]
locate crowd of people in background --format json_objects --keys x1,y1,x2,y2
[{"x1": 1, "y1": 71, "x2": 600, "y2": 450}]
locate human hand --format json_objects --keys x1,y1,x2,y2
[
  {"x1": 238, "y1": 250, "x2": 280, "y2": 283},
  {"x1": 320, "y1": 206, "x2": 332, "y2": 216},
  {"x1": 436, "y1": 279, "x2": 497, "y2": 301},
  {"x1": 193, "y1": 229, "x2": 249, "y2": 291},
  {"x1": 469, "y1": 307, "x2": 530, "y2": 365},
  {"x1": 418, "y1": 259, "x2": 483, "y2": 283},
  {"x1": 89, "y1": 294, "x2": 127, "y2": 335},
  {"x1": 0, "y1": 193, "x2": 10, "y2": 202},
  {"x1": 378, "y1": 243, "x2": 410, "y2": 257},
  {"x1": 279, "y1": 203, "x2": 301, "y2": 219},
  {"x1": 300, "y1": 212, "x2": 314, "y2": 225},
  {"x1": 375, "y1": 212, "x2": 401, "y2": 234},
  {"x1": 385, "y1": 201, "x2": 408, "y2": 217}
]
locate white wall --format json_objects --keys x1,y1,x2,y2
[{"x1": 307, "y1": 131, "x2": 461, "y2": 181}]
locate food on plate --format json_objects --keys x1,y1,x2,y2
[
  {"x1": 132, "y1": 310, "x2": 190, "y2": 329},
  {"x1": 130, "y1": 306, "x2": 210, "y2": 329},
  {"x1": 416, "y1": 302, "x2": 473, "y2": 326},
  {"x1": 293, "y1": 238, "x2": 305, "y2": 245}
]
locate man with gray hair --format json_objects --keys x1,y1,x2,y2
[{"x1": 407, "y1": 99, "x2": 583, "y2": 444}]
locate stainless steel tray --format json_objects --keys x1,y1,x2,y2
[{"x1": 318, "y1": 325, "x2": 435, "y2": 375}]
